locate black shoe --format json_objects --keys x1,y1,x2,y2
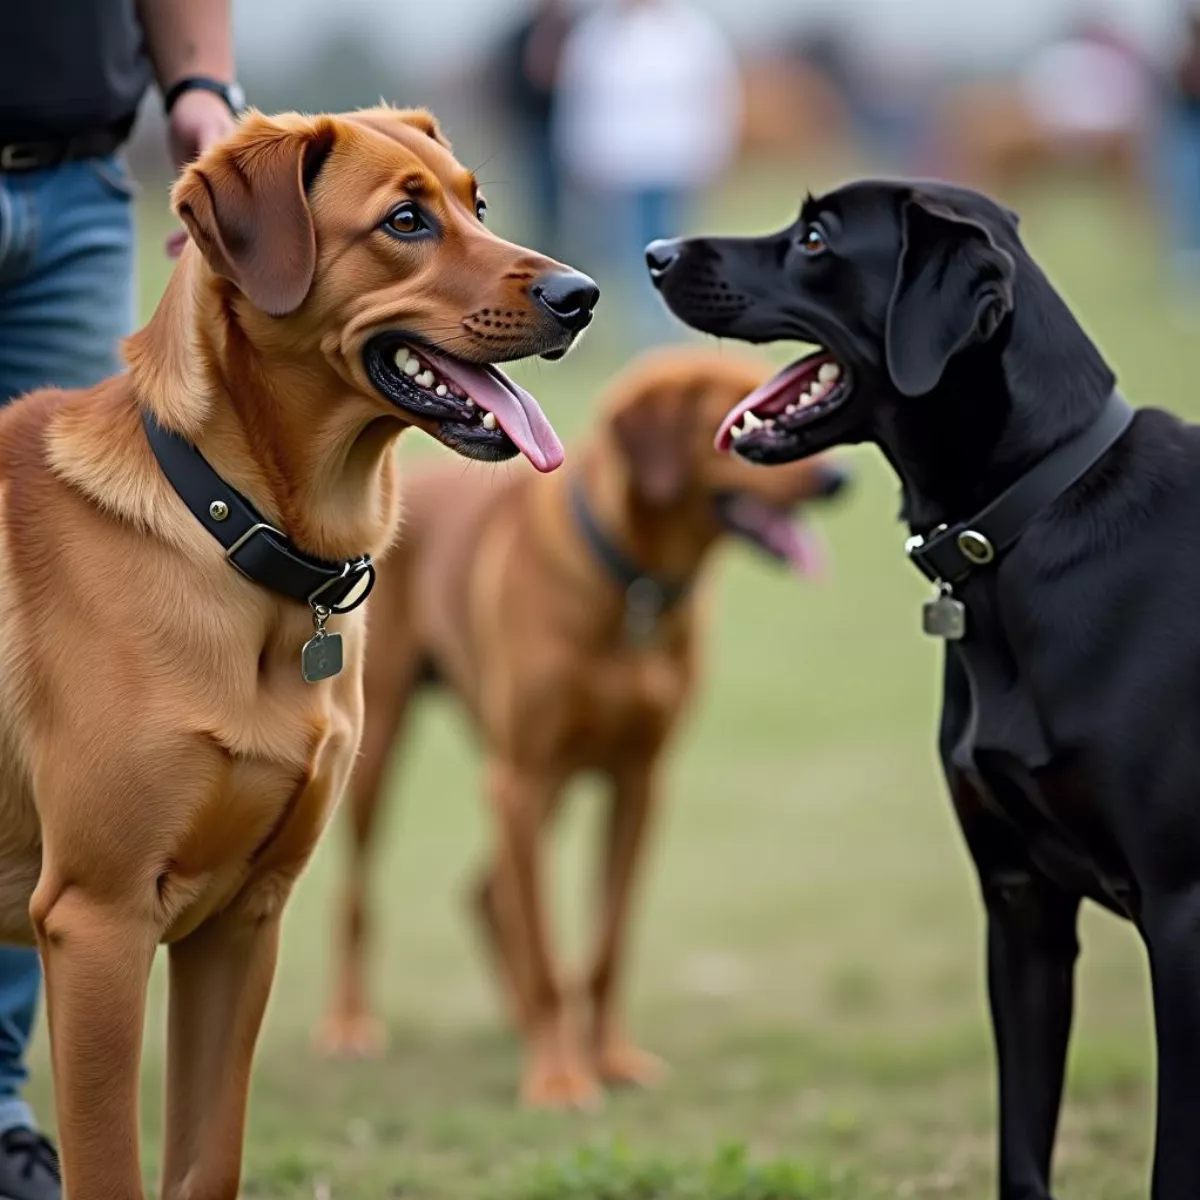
[{"x1": 0, "y1": 1129, "x2": 60, "y2": 1200}]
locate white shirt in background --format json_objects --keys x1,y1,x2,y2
[{"x1": 553, "y1": 0, "x2": 742, "y2": 192}]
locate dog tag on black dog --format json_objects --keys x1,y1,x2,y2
[
  {"x1": 301, "y1": 630, "x2": 344, "y2": 683},
  {"x1": 922, "y1": 589, "x2": 966, "y2": 641}
]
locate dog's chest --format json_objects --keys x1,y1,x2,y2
[
  {"x1": 578, "y1": 648, "x2": 689, "y2": 749},
  {"x1": 159, "y1": 631, "x2": 364, "y2": 940}
]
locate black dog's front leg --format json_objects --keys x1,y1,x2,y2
[
  {"x1": 980, "y1": 860, "x2": 1080, "y2": 1200},
  {"x1": 1144, "y1": 890, "x2": 1200, "y2": 1199}
]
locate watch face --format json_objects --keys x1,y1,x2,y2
[{"x1": 227, "y1": 82, "x2": 247, "y2": 115}]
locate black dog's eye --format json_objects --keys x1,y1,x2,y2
[
  {"x1": 798, "y1": 224, "x2": 827, "y2": 255},
  {"x1": 476, "y1": 197, "x2": 488, "y2": 223},
  {"x1": 383, "y1": 202, "x2": 427, "y2": 237}
]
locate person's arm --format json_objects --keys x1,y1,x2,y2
[{"x1": 136, "y1": 0, "x2": 238, "y2": 170}]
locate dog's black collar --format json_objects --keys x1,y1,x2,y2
[
  {"x1": 569, "y1": 474, "x2": 689, "y2": 639},
  {"x1": 906, "y1": 389, "x2": 1134, "y2": 587},
  {"x1": 142, "y1": 410, "x2": 376, "y2": 613}
]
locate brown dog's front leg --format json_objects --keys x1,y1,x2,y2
[
  {"x1": 586, "y1": 760, "x2": 666, "y2": 1090},
  {"x1": 487, "y1": 759, "x2": 598, "y2": 1109},
  {"x1": 161, "y1": 901, "x2": 284, "y2": 1200},
  {"x1": 32, "y1": 887, "x2": 157, "y2": 1200}
]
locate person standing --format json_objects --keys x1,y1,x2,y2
[
  {"x1": 495, "y1": 0, "x2": 576, "y2": 258},
  {"x1": 553, "y1": 0, "x2": 741, "y2": 346},
  {"x1": 0, "y1": 4, "x2": 242, "y2": 1196},
  {"x1": 1161, "y1": 1, "x2": 1200, "y2": 299}
]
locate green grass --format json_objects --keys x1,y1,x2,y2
[{"x1": 25, "y1": 160, "x2": 1200, "y2": 1196}]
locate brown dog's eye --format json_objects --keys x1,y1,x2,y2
[
  {"x1": 476, "y1": 198, "x2": 488, "y2": 223},
  {"x1": 383, "y1": 202, "x2": 427, "y2": 237},
  {"x1": 799, "y1": 225, "x2": 827, "y2": 255}
]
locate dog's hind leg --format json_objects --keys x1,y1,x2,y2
[
  {"x1": 585, "y1": 756, "x2": 667, "y2": 1090},
  {"x1": 316, "y1": 650, "x2": 425, "y2": 1060}
]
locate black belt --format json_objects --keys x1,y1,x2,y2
[
  {"x1": 0, "y1": 125, "x2": 128, "y2": 174},
  {"x1": 906, "y1": 389, "x2": 1134, "y2": 586}
]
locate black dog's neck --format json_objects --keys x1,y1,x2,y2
[{"x1": 876, "y1": 262, "x2": 1116, "y2": 534}]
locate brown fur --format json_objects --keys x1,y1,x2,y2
[
  {"x1": 0, "y1": 105, "x2": 580, "y2": 1198},
  {"x1": 318, "y1": 348, "x2": 842, "y2": 1107}
]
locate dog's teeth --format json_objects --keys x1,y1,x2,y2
[
  {"x1": 810, "y1": 381, "x2": 829, "y2": 401},
  {"x1": 785, "y1": 403, "x2": 798, "y2": 415},
  {"x1": 403, "y1": 356, "x2": 421, "y2": 378},
  {"x1": 742, "y1": 410, "x2": 764, "y2": 431},
  {"x1": 799, "y1": 390, "x2": 815, "y2": 407},
  {"x1": 731, "y1": 423, "x2": 745, "y2": 440},
  {"x1": 435, "y1": 384, "x2": 448, "y2": 397},
  {"x1": 818, "y1": 362, "x2": 841, "y2": 384},
  {"x1": 763, "y1": 417, "x2": 776, "y2": 429},
  {"x1": 416, "y1": 370, "x2": 435, "y2": 388},
  {"x1": 481, "y1": 411, "x2": 497, "y2": 430},
  {"x1": 464, "y1": 397, "x2": 475, "y2": 408}
]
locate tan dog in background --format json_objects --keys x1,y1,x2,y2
[
  {"x1": 0, "y1": 105, "x2": 594, "y2": 1198},
  {"x1": 319, "y1": 348, "x2": 848, "y2": 1108}
]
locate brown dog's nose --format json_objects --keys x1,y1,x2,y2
[
  {"x1": 532, "y1": 271, "x2": 600, "y2": 334},
  {"x1": 817, "y1": 462, "x2": 851, "y2": 499},
  {"x1": 645, "y1": 239, "x2": 683, "y2": 284}
]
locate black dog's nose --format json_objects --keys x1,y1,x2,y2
[
  {"x1": 817, "y1": 463, "x2": 851, "y2": 500},
  {"x1": 645, "y1": 239, "x2": 683, "y2": 284},
  {"x1": 531, "y1": 271, "x2": 600, "y2": 334}
]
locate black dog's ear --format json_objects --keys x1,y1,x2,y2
[{"x1": 884, "y1": 194, "x2": 1016, "y2": 398}]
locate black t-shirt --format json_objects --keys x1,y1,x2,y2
[{"x1": 0, "y1": 0, "x2": 151, "y2": 142}]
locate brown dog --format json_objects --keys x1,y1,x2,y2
[
  {"x1": 0, "y1": 106, "x2": 594, "y2": 1198},
  {"x1": 319, "y1": 347, "x2": 848, "y2": 1108}
]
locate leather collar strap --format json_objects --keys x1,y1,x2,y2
[
  {"x1": 142, "y1": 410, "x2": 375, "y2": 612},
  {"x1": 906, "y1": 389, "x2": 1134, "y2": 586},
  {"x1": 569, "y1": 474, "x2": 690, "y2": 621}
]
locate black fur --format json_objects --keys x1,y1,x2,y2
[{"x1": 650, "y1": 179, "x2": 1200, "y2": 1200}]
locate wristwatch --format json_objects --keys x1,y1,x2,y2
[{"x1": 163, "y1": 76, "x2": 248, "y2": 118}]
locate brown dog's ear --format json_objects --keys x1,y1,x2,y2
[
  {"x1": 612, "y1": 392, "x2": 693, "y2": 506},
  {"x1": 172, "y1": 115, "x2": 337, "y2": 317},
  {"x1": 884, "y1": 194, "x2": 1016, "y2": 398}
]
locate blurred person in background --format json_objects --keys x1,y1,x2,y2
[
  {"x1": 1016, "y1": 16, "x2": 1151, "y2": 190},
  {"x1": 0, "y1": 3, "x2": 241, "y2": 1196},
  {"x1": 495, "y1": 0, "x2": 576, "y2": 258},
  {"x1": 1161, "y1": 1, "x2": 1200, "y2": 300},
  {"x1": 553, "y1": 0, "x2": 741, "y2": 346}
]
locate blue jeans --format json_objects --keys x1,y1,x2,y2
[
  {"x1": 1159, "y1": 101, "x2": 1200, "y2": 291},
  {"x1": 0, "y1": 154, "x2": 136, "y2": 1134},
  {"x1": 623, "y1": 186, "x2": 686, "y2": 347}
]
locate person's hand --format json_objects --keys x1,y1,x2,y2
[{"x1": 165, "y1": 88, "x2": 239, "y2": 258}]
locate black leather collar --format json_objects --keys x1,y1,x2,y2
[
  {"x1": 906, "y1": 389, "x2": 1134, "y2": 586},
  {"x1": 569, "y1": 474, "x2": 690, "y2": 636},
  {"x1": 142, "y1": 410, "x2": 376, "y2": 613}
]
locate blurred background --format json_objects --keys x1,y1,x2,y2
[{"x1": 30, "y1": 0, "x2": 1200, "y2": 1196}]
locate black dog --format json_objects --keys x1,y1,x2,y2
[{"x1": 647, "y1": 180, "x2": 1200, "y2": 1200}]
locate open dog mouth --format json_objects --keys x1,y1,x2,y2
[
  {"x1": 365, "y1": 335, "x2": 564, "y2": 473},
  {"x1": 714, "y1": 493, "x2": 826, "y2": 578},
  {"x1": 715, "y1": 350, "x2": 850, "y2": 463}
]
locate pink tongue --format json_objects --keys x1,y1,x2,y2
[
  {"x1": 421, "y1": 348, "x2": 564, "y2": 473},
  {"x1": 723, "y1": 495, "x2": 828, "y2": 579},
  {"x1": 776, "y1": 520, "x2": 828, "y2": 579}
]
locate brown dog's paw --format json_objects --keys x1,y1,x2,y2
[
  {"x1": 520, "y1": 1057, "x2": 604, "y2": 1111},
  {"x1": 313, "y1": 1011, "x2": 388, "y2": 1060},
  {"x1": 595, "y1": 1041, "x2": 669, "y2": 1090}
]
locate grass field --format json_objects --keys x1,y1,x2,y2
[{"x1": 24, "y1": 158, "x2": 1200, "y2": 1197}]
